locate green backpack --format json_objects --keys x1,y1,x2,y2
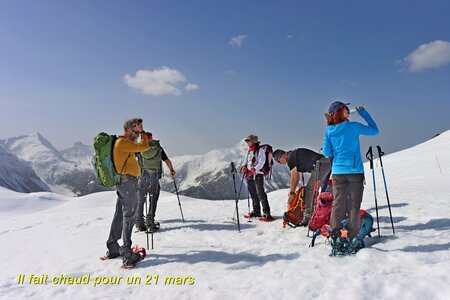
[
  {"x1": 139, "y1": 139, "x2": 162, "y2": 173},
  {"x1": 93, "y1": 132, "x2": 121, "y2": 187}
]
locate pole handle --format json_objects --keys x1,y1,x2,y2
[{"x1": 365, "y1": 146, "x2": 374, "y2": 169}]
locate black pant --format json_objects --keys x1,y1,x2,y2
[
  {"x1": 106, "y1": 177, "x2": 138, "y2": 257},
  {"x1": 330, "y1": 174, "x2": 365, "y2": 239},
  {"x1": 247, "y1": 174, "x2": 271, "y2": 215}
]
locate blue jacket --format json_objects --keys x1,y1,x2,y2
[{"x1": 322, "y1": 108, "x2": 379, "y2": 174}]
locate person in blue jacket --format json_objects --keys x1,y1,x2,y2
[{"x1": 322, "y1": 101, "x2": 378, "y2": 243}]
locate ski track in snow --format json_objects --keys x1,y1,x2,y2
[{"x1": 1, "y1": 132, "x2": 450, "y2": 299}]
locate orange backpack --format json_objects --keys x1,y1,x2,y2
[{"x1": 282, "y1": 186, "x2": 306, "y2": 228}]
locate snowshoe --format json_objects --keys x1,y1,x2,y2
[
  {"x1": 100, "y1": 251, "x2": 120, "y2": 261},
  {"x1": 244, "y1": 211, "x2": 262, "y2": 219},
  {"x1": 259, "y1": 214, "x2": 276, "y2": 222},
  {"x1": 121, "y1": 245, "x2": 146, "y2": 269}
]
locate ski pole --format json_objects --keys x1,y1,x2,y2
[
  {"x1": 231, "y1": 162, "x2": 238, "y2": 201},
  {"x1": 376, "y1": 145, "x2": 395, "y2": 235},
  {"x1": 173, "y1": 178, "x2": 185, "y2": 223},
  {"x1": 366, "y1": 146, "x2": 380, "y2": 237},
  {"x1": 233, "y1": 168, "x2": 244, "y2": 232},
  {"x1": 231, "y1": 170, "x2": 246, "y2": 218},
  {"x1": 307, "y1": 160, "x2": 321, "y2": 237},
  {"x1": 247, "y1": 185, "x2": 251, "y2": 215},
  {"x1": 145, "y1": 194, "x2": 150, "y2": 250}
]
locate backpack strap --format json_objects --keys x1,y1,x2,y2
[{"x1": 118, "y1": 153, "x2": 131, "y2": 185}]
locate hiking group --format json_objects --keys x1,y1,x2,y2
[{"x1": 93, "y1": 100, "x2": 379, "y2": 267}]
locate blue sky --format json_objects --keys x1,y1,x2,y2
[{"x1": 1, "y1": 0, "x2": 449, "y2": 156}]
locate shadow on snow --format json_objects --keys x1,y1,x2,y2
[{"x1": 140, "y1": 250, "x2": 299, "y2": 268}]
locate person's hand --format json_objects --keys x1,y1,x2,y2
[
  {"x1": 170, "y1": 170, "x2": 176, "y2": 177},
  {"x1": 240, "y1": 166, "x2": 248, "y2": 174},
  {"x1": 354, "y1": 105, "x2": 364, "y2": 110},
  {"x1": 246, "y1": 168, "x2": 256, "y2": 178},
  {"x1": 288, "y1": 191, "x2": 295, "y2": 202}
]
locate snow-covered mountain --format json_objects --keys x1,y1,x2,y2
[
  {"x1": 0, "y1": 135, "x2": 290, "y2": 199},
  {"x1": 0, "y1": 130, "x2": 449, "y2": 299},
  {"x1": 0, "y1": 144, "x2": 49, "y2": 193},
  {"x1": 0, "y1": 133, "x2": 105, "y2": 196},
  {"x1": 159, "y1": 140, "x2": 291, "y2": 199},
  {"x1": 60, "y1": 141, "x2": 94, "y2": 169}
]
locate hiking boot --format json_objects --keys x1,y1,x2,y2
[
  {"x1": 135, "y1": 224, "x2": 147, "y2": 232},
  {"x1": 147, "y1": 222, "x2": 161, "y2": 233},
  {"x1": 122, "y1": 252, "x2": 142, "y2": 268},
  {"x1": 262, "y1": 213, "x2": 275, "y2": 221},
  {"x1": 350, "y1": 238, "x2": 365, "y2": 253},
  {"x1": 145, "y1": 215, "x2": 157, "y2": 228},
  {"x1": 103, "y1": 250, "x2": 120, "y2": 260},
  {"x1": 248, "y1": 211, "x2": 262, "y2": 218}
]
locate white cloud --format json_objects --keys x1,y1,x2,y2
[
  {"x1": 185, "y1": 83, "x2": 199, "y2": 91},
  {"x1": 400, "y1": 40, "x2": 450, "y2": 72},
  {"x1": 228, "y1": 35, "x2": 248, "y2": 47},
  {"x1": 123, "y1": 66, "x2": 198, "y2": 96},
  {"x1": 339, "y1": 79, "x2": 356, "y2": 86},
  {"x1": 224, "y1": 70, "x2": 237, "y2": 75},
  {"x1": 286, "y1": 34, "x2": 293, "y2": 39}
]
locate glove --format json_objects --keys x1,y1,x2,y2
[
  {"x1": 170, "y1": 170, "x2": 176, "y2": 177},
  {"x1": 240, "y1": 166, "x2": 248, "y2": 174},
  {"x1": 245, "y1": 168, "x2": 256, "y2": 178},
  {"x1": 287, "y1": 192, "x2": 295, "y2": 204}
]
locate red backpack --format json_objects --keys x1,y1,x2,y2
[
  {"x1": 252, "y1": 144, "x2": 273, "y2": 178},
  {"x1": 308, "y1": 191, "x2": 333, "y2": 232}
]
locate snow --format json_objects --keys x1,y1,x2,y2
[{"x1": 0, "y1": 131, "x2": 450, "y2": 300}]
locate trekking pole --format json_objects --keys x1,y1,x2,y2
[
  {"x1": 173, "y1": 178, "x2": 185, "y2": 223},
  {"x1": 247, "y1": 186, "x2": 251, "y2": 215},
  {"x1": 366, "y1": 146, "x2": 380, "y2": 237},
  {"x1": 145, "y1": 195, "x2": 150, "y2": 250},
  {"x1": 231, "y1": 162, "x2": 241, "y2": 232},
  {"x1": 231, "y1": 172, "x2": 246, "y2": 220},
  {"x1": 145, "y1": 194, "x2": 153, "y2": 250},
  {"x1": 307, "y1": 160, "x2": 321, "y2": 237},
  {"x1": 231, "y1": 162, "x2": 238, "y2": 221},
  {"x1": 376, "y1": 145, "x2": 395, "y2": 235}
]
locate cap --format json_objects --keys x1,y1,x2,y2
[
  {"x1": 272, "y1": 149, "x2": 285, "y2": 162},
  {"x1": 244, "y1": 134, "x2": 259, "y2": 143},
  {"x1": 328, "y1": 101, "x2": 350, "y2": 114}
]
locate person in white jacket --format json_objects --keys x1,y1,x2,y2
[{"x1": 240, "y1": 134, "x2": 273, "y2": 220}]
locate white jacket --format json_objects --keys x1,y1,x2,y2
[{"x1": 245, "y1": 147, "x2": 266, "y2": 175}]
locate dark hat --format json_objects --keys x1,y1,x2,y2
[
  {"x1": 244, "y1": 134, "x2": 259, "y2": 143},
  {"x1": 272, "y1": 149, "x2": 286, "y2": 162},
  {"x1": 328, "y1": 101, "x2": 350, "y2": 114}
]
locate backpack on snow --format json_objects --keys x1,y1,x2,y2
[
  {"x1": 282, "y1": 186, "x2": 306, "y2": 228},
  {"x1": 309, "y1": 209, "x2": 375, "y2": 248},
  {"x1": 308, "y1": 191, "x2": 333, "y2": 232},
  {"x1": 93, "y1": 133, "x2": 128, "y2": 187}
]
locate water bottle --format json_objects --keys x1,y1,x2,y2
[{"x1": 349, "y1": 107, "x2": 358, "y2": 115}]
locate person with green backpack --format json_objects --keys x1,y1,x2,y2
[
  {"x1": 135, "y1": 132, "x2": 176, "y2": 233},
  {"x1": 102, "y1": 118, "x2": 149, "y2": 268}
]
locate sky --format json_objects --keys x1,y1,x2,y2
[{"x1": 1, "y1": 0, "x2": 449, "y2": 156}]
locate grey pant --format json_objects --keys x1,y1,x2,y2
[
  {"x1": 303, "y1": 157, "x2": 332, "y2": 219},
  {"x1": 330, "y1": 174, "x2": 365, "y2": 239},
  {"x1": 247, "y1": 174, "x2": 271, "y2": 215},
  {"x1": 106, "y1": 177, "x2": 138, "y2": 256},
  {"x1": 136, "y1": 171, "x2": 161, "y2": 226}
]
